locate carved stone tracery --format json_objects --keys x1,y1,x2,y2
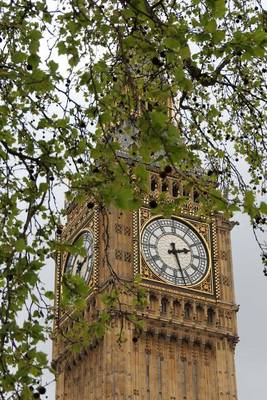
[{"x1": 54, "y1": 168, "x2": 239, "y2": 400}]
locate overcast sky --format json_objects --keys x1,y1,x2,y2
[{"x1": 233, "y1": 213, "x2": 267, "y2": 400}]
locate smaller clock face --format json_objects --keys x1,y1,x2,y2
[
  {"x1": 141, "y1": 218, "x2": 209, "y2": 286},
  {"x1": 65, "y1": 231, "x2": 94, "y2": 282}
]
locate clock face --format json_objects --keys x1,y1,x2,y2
[
  {"x1": 141, "y1": 218, "x2": 209, "y2": 286},
  {"x1": 65, "y1": 231, "x2": 94, "y2": 282}
]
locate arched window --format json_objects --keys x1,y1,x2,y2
[
  {"x1": 161, "y1": 297, "x2": 168, "y2": 314},
  {"x1": 205, "y1": 342, "x2": 213, "y2": 350},
  {"x1": 193, "y1": 190, "x2": 200, "y2": 203},
  {"x1": 184, "y1": 303, "x2": 191, "y2": 319},
  {"x1": 151, "y1": 175, "x2": 158, "y2": 191},
  {"x1": 173, "y1": 300, "x2": 180, "y2": 316},
  {"x1": 149, "y1": 293, "x2": 157, "y2": 312},
  {"x1": 183, "y1": 187, "x2": 191, "y2": 198},
  {"x1": 162, "y1": 180, "x2": 168, "y2": 192},
  {"x1": 196, "y1": 305, "x2": 204, "y2": 322},
  {"x1": 207, "y1": 308, "x2": 215, "y2": 324},
  {"x1": 172, "y1": 182, "x2": 179, "y2": 197}
]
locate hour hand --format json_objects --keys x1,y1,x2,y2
[
  {"x1": 168, "y1": 244, "x2": 189, "y2": 255},
  {"x1": 168, "y1": 242, "x2": 176, "y2": 254},
  {"x1": 76, "y1": 257, "x2": 87, "y2": 274},
  {"x1": 177, "y1": 248, "x2": 190, "y2": 254}
]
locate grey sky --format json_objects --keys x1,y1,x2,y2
[
  {"x1": 227, "y1": 1, "x2": 267, "y2": 395},
  {"x1": 233, "y1": 213, "x2": 267, "y2": 400}
]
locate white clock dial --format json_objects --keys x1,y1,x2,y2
[
  {"x1": 65, "y1": 231, "x2": 94, "y2": 282},
  {"x1": 141, "y1": 218, "x2": 209, "y2": 286}
]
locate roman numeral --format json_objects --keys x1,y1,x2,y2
[
  {"x1": 142, "y1": 242, "x2": 157, "y2": 249},
  {"x1": 171, "y1": 221, "x2": 176, "y2": 234},
  {"x1": 189, "y1": 242, "x2": 202, "y2": 248},
  {"x1": 184, "y1": 270, "x2": 193, "y2": 284},
  {"x1": 154, "y1": 221, "x2": 164, "y2": 232},
  {"x1": 161, "y1": 264, "x2": 167, "y2": 271},
  {"x1": 183, "y1": 228, "x2": 189, "y2": 238}
]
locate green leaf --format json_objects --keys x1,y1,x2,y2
[
  {"x1": 48, "y1": 60, "x2": 59, "y2": 73},
  {"x1": 212, "y1": 29, "x2": 225, "y2": 43},
  {"x1": 210, "y1": 189, "x2": 227, "y2": 211},
  {"x1": 260, "y1": 202, "x2": 267, "y2": 215},
  {"x1": 180, "y1": 46, "x2": 191, "y2": 60},
  {"x1": 44, "y1": 291, "x2": 54, "y2": 300},
  {"x1": 58, "y1": 41, "x2": 67, "y2": 55},
  {"x1": 28, "y1": 29, "x2": 42, "y2": 54},
  {"x1": 124, "y1": 36, "x2": 136, "y2": 48},
  {"x1": 11, "y1": 51, "x2": 27, "y2": 63},
  {"x1": 205, "y1": 20, "x2": 217, "y2": 33},
  {"x1": 174, "y1": 67, "x2": 185, "y2": 82},
  {"x1": 114, "y1": 187, "x2": 134, "y2": 209},
  {"x1": 26, "y1": 69, "x2": 53, "y2": 93},
  {"x1": 23, "y1": 271, "x2": 38, "y2": 285},
  {"x1": 151, "y1": 111, "x2": 168, "y2": 128},
  {"x1": 164, "y1": 37, "x2": 180, "y2": 50},
  {"x1": 15, "y1": 238, "x2": 26, "y2": 252},
  {"x1": 55, "y1": 118, "x2": 69, "y2": 128},
  {"x1": 27, "y1": 54, "x2": 40, "y2": 69},
  {"x1": 67, "y1": 21, "x2": 79, "y2": 35},
  {"x1": 243, "y1": 190, "x2": 256, "y2": 216},
  {"x1": 214, "y1": 0, "x2": 227, "y2": 17}
]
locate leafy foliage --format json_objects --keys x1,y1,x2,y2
[{"x1": 0, "y1": 0, "x2": 266, "y2": 397}]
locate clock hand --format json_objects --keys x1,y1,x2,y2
[
  {"x1": 184, "y1": 270, "x2": 193, "y2": 285},
  {"x1": 176, "y1": 248, "x2": 190, "y2": 254},
  {"x1": 174, "y1": 253, "x2": 187, "y2": 286},
  {"x1": 76, "y1": 256, "x2": 87, "y2": 275},
  {"x1": 168, "y1": 243, "x2": 186, "y2": 285},
  {"x1": 168, "y1": 246, "x2": 189, "y2": 255}
]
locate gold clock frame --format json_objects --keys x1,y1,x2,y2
[
  {"x1": 63, "y1": 228, "x2": 95, "y2": 284},
  {"x1": 133, "y1": 207, "x2": 220, "y2": 298},
  {"x1": 55, "y1": 205, "x2": 100, "y2": 326},
  {"x1": 140, "y1": 215, "x2": 212, "y2": 289}
]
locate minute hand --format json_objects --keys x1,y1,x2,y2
[{"x1": 169, "y1": 243, "x2": 186, "y2": 285}]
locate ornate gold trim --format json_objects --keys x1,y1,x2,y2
[
  {"x1": 211, "y1": 217, "x2": 220, "y2": 299},
  {"x1": 63, "y1": 228, "x2": 95, "y2": 284},
  {"x1": 55, "y1": 246, "x2": 62, "y2": 329},
  {"x1": 93, "y1": 206, "x2": 100, "y2": 288},
  {"x1": 58, "y1": 206, "x2": 99, "y2": 312},
  {"x1": 137, "y1": 208, "x2": 215, "y2": 296},
  {"x1": 132, "y1": 210, "x2": 139, "y2": 276}
]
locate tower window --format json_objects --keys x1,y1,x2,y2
[
  {"x1": 173, "y1": 300, "x2": 180, "y2": 316},
  {"x1": 151, "y1": 175, "x2": 158, "y2": 191},
  {"x1": 193, "y1": 190, "x2": 200, "y2": 203},
  {"x1": 184, "y1": 303, "x2": 191, "y2": 319},
  {"x1": 162, "y1": 180, "x2": 168, "y2": 192},
  {"x1": 149, "y1": 293, "x2": 157, "y2": 312},
  {"x1": 196, "y1": 305, "x2": 204, "y2": 321},
  {"x1": 207, "y1": 308, "x2": 215, "y2": 324},
  {"x1": 172, "y1": 182, "x2": 179, "y2": 197},
  {"x1": 161, "y1": 297, "x2": 168, "y2": 314},
  {"x1": 183, "y1": 187, "x2": 191, "y2": 198}
]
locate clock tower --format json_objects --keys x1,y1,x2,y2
[{"x1": 53, "y1": 163, "x2": 239, "y2": 400}]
